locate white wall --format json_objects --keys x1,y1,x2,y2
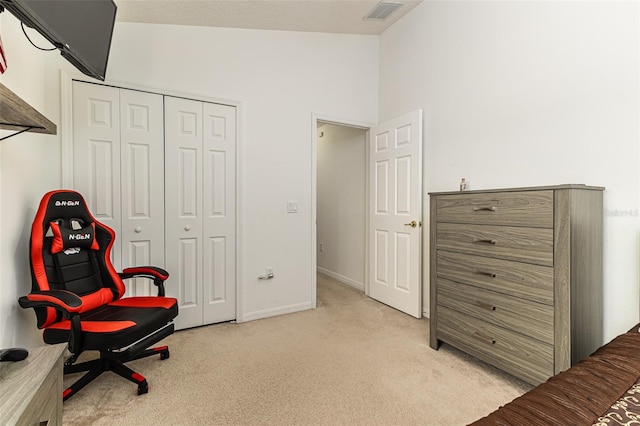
[
  {"x1": 104, "y1": 23, "x2": 378, "y2": 321},
  {"x1": 6, "y1": 1, "x2": 629, "y2": 348},
  {"x1": 0, "y1": 14, "x2": 75, "y2": 348},
  {"x1": 0, "y1": 18, "x2": 380, "y2": 347},
  {"x1": 316, "y1": 123, "x2": 367, "y2": 289},
  {"x1": 379, "y1": 1, "x2": 639, "y2": 341}
]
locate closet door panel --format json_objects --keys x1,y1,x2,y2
[
  {"x1": 72, "y1": 82, "x2": 122, "y2": 268},
  {"x1": 165, "y1": 97, "x2": 204, "y2": 330},
  {"x1": 203, "y1": 103, "x2": 236, "y2": 324},
  {"x1": 120, "y1": 89, "x2": 165, "y2": 296},
  {"x1": 72, "y1": 83, "x2": 238, "y2": 327},
  {"x1": 128, "y1": 241, "x2": 153, "y2": 296}
]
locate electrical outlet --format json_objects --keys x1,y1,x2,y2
[
  {"x1": 319, "y1": 242, "x2": 324, "y2": 252},
  {"x1": 259, "y1": 267, "x2": 275, "y2": 280}
]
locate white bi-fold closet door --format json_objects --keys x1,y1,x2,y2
[
  {"x1": 72, "y1": 83, "x2": 165, "y2": 297},
  {"x1": 164, "y1": 96, "x2": 237, "y2": 329},
  {"x1": 71, "y1": 81, "x2": 236, "y2": 330}
]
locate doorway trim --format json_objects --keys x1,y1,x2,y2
[
  {"x1": 311, "y1": 113, "x2": 374, "y2": 307},
  {"x1": 60, "y1": 71, "x2": 246, "y2": 322}
]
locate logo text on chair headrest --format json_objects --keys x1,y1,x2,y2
[
  {"x1": 55, "y1": 200, "x2": 80, "y2": 207},
  {"x1": 68, "y1": 233, "x2": 91, "y2": 241}
]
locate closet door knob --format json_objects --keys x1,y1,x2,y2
[
  {"x1": 184, "y1": 225, "x2": 192, "y2": 231},
  {"x1": 134, "y1": 227, "x2": 142, "y2": 233}
]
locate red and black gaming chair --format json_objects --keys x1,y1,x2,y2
[{"x1": 19, "y1": 190, "x2": 178, "y2": 401}]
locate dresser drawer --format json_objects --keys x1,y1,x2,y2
[
  {"x1": 436, "y1": 191, "x2": 554, "y2": 228},
  {"x1": 437, "y1": 278, "x2": 554, "y2": 345},
  {"x1": 436, "y1": 250, "x2": 554, "y2": 305},
  {"x1": 437, "y1": 306, "x2": 554, "y2": 384},
  {"x1": 436, "y1": 223, "x2": 554, "y2": 266}
]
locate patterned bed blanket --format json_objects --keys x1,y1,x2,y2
[
  {"x1": 471, "y1": 327, "x2": 640, "y2": 426},
  {"x1": 593, "y1": 380, "x2": 640, "y2": 425}
]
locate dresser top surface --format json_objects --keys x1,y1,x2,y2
[
  {"x1": 0, "y1": 343, "x2": 66, "y2": 422},
  {"x1": 429, "y1": 184, "x2": 605, "y2": 196}
]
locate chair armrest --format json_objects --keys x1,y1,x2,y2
[
  {"x1": 120, "y1": 266, "x2": 169, "y2": 282},
  {"x1": 19, "y1": 291, "x2": 83, "y2": 354},
  {"x1": 120, "y1": 266, "x2": 170, "y2": 297},
  {"x1": 18, "y1": 290, "x2": 83, "y2": 314}
]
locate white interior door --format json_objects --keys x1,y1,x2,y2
[
  {"x1": 119, "y1": 89, "x2": 165, "y2": 296},
  {"x1": 73, "y1": 82, "x2": 165, "y2": 289},
  {"x1": 368, "y1": 110, "x2": 423, "y2": 318},
  {"x1": 165, "y1": 96, "x2": 204, "y2": 330},
  {"x1": 165, "y1": 97, "x2": 237, "y2": 329},
  {"x1": 73, "y1": 82, "x2": 238, "y2": 327},
  {"x1": 72, "y1": 82, "x2": 122, "y2": 268},
  {"x1": 202, "y1": 102, "x2": 237, "y2": 324}
]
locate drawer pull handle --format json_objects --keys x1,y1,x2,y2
[
  {"x1": 473, "y1": 206, "x2": 497, "y2": 212},
  {"x1": 472, "y1": 238, "x2": 497, "y2": 245},
  {"x1": 475, "y1": 270, "x2": 497, "y2": 278},
  {"x1": 474, "y1": 332, "x2": 498, "y2": 345},
  {"x1": 475, "y1": 301, "x2": 497, "y2": 311}
]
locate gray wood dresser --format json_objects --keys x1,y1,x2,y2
[
  {"x1": 0, "y1": 343, "x2": 66, "y2": 425},
  {"x1": 429, "y1": 185, "x2": 603, "y2": 385}
]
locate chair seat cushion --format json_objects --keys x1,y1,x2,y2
[{"x1": 43, "y1": 296, "x2": 178, "y2": 351}]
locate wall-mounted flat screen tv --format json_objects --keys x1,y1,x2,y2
[{"x1": 1, "y1": 0, "x2": 117, "y2": 81}]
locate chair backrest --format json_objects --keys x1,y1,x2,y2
[{"x1": 29, "y1": 190, "x2": 126, "y2": 328}]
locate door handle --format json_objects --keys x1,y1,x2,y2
[{"x1": 404, "y1": 220, "x2": 418, "y2": 228}]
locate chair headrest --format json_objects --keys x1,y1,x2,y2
[
  {"x1": 34, "y1": 191, "x2": 94, "y2": 231},
  {"x1": 42, "y1": 191, "x2": 93, "y2": 223},
  {"x1": 50, "y1": 220, "x2": 99, "y2": 254},
  {"x1": 32, "y1": 190, "x2": 102, "y2": 254}
]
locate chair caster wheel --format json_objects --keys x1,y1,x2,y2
[
  {"x1": 138, "y1": 381, "x2": 149, "y2": 395},
  {"x1": 160, "y1": 350, "x2": 170, "y2": 360}
]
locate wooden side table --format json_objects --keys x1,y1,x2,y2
[{"x1": 0, "y1": 343, "x2": 66, "y2": 425}]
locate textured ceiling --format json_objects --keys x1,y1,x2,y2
[{"x1": 114, "y1": 0, "x2": 423, "y2": 35}]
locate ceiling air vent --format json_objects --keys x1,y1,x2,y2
[{"x1": 363, "y1": 1, "x2": 404, "y2": 21}]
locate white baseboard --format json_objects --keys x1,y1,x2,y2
[
  {"x1": 317, "y1": 267, "x2": 365, "y2": 291},
  {"x1": 242, "y1": 302, "x2": 313, "y2": 322}
]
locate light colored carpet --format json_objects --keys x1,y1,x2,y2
[{"x1": 62, "y1": 273, "x2": 532, "y2": 425}]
